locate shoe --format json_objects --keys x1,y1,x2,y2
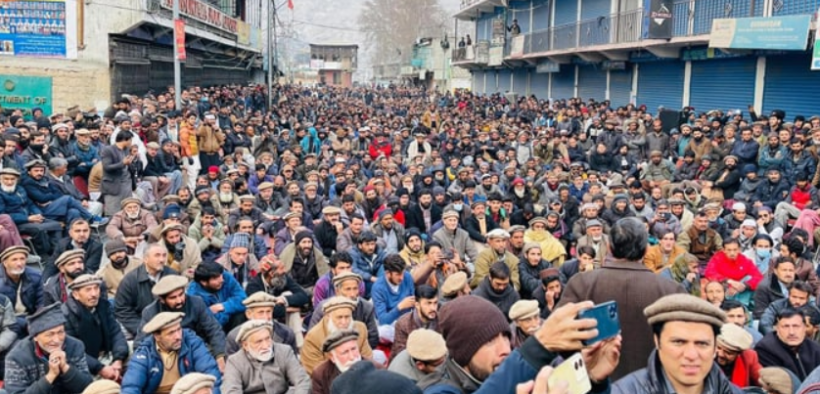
[{"x1": 91, "y1": 216, "x2": 109, "y2": 226}]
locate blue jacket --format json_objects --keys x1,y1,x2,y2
[
  {"x1": 122, "y1": 329, "x2": 222, "y2": 394},
  {"x1": 349, "y1": 246, "x2": 387, "y2": 298},
  {"x1": 730, "y1": 139, "x2": 760, "y2": 166},
  {"x1": 0, "y1": 266, "x2": 43, "y2": 318},
  {"x1": 71, "y1": 141, "x2": 99, "y2": 175},
  {"x1": 300, "y1": 127, "x2": 321, "y2": 156},
  {"x1": 781, "y1": 150, "x2": 817, "y2": 186},
  {"x1": 0, "y1": 187, "x2": 42, "y2": 225},
  {"x1": 20, "y1": 175, "x2": 64, "y2": 204},
  {"x1": 187, "y1": 271, "x2": 247, "y2": 327},
  {"x1": 757, "y1": 145, "x2": 787, "y2": 175},
  {"x1": 371, "y1": 271, "x2": 414, "y2": 325},
  {"x1": 753, "y1": 179, "x2": 790, "y2": 210}
]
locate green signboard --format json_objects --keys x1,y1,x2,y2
[{"x1": 0, "y1": 75, "x2": 53, "y2": 119}]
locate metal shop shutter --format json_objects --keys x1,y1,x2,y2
[
  {"x1": 637, "y1": 61, "x2": 684, "y2": 115},
  {"x1": 690, "y1": 57, "x2": 756, "y2": 113},
  {"x1": 472, "y1": 71, "x2": 485, "y2": 94},
  {"x1": 609, "y1": 69, "x2": 632, "y2": 106},
  {"x1": 577, "y1": 65, "x2": 607, "y2": 102},
  {"x1": 551, "y1": 66, "x2": 575, "y2": 100},
  {"x1": 513, "y1": 69, "x2": 529, "y2": 95},
  {"x1": 764, "y1": 53, "x2": 820, "y2": 119},
  {"x1": 531, "y1": 72, "x2": 550, "y2": 100},
  {"x1": 498, "y1": 69, "x2": 513, "y2": 93}
]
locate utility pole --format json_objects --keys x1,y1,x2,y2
[
  {"x1": 267, "y1": 0, "x2": 275, "y2": 109},
  {"x1": 173, "y1": 0, "x2": 181, "y2": 110}
]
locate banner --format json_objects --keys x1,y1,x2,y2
[
  {"x1": 492, "y1": 17, "x2": 506, "y2": 45},
  {"x1": 237, "y1": 21, "x2": 250, "y2": 46},
  {"x1": 710, "y1": 15, "x2": 811, "y2": 51},
  {"x1": 488, "y1": 46, "x2": 503, "y2": 66},
  {"x1": 643, "y1": 0, "x2": 673, "y2": 39},
  {"x1": 161, "y1": 0, "x2": 238, "y2": 34},
  {"x1": 813, "y1": 8, "x2": 820, "y2": 70},
  {"x1": 0, "y1": 0, "x2": 77, "y2": 59},
  {"x1": 174, "y1": 18, "x2": 186, "y2": 61},
  {"x1": 509, "y1": 35, "x2": 524, "y2": 58},
  {"x1": 0, "y1": 75, "x2": 53, "y2": 118},
  {"x1": 536, "y1": 60, "x2": 559, "y2": 73}
]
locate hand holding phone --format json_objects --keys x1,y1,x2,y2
[
  {"x1": 577, "y1": 301, "x2": 621, "y2": 346},
  {"x1": 548, "y1": 354, "x2": 591, "y2": 394}
]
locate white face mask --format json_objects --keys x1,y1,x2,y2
[{"x1": 453, "y1": 203, "x2": 463, "y2": 212}]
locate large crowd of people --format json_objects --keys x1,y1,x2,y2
[{"x1": 1, "y1": 83, "x2": 820, "y2": 394}]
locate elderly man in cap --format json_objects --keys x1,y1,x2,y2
[
  {"x1": 97, "y1": 238, "x2": 141, "y2": 300},
  {"x1": 122, "y1": 312, "x2": 221, "y2": 394},
  {"x1": 390, "y1": 328, "x2": 447, "y2": 382},
  {"x1": 227, "y1": 195, "x2": 268, "y2": 234},
  {"x1": 302, "y1": 296, "x2": 373, "y2": 375},
  {"x1": 43, "y1": 249, "x2": 91, "y2": 305},
  {"x1": 216, "y1": 232, "x2": 259, "y2": 288},
  {"x1": 715, "y1": 323, "x2": 761, "y2": 388},
  {"x1": 559, "y1": 217, "x2": 685, "y2": 379},
  {"x1": 106, "y1": 196, "x2": 158, "y2": 250},
  {"x1": 171, "y1": 372, "x2": 217, "y2": 394},
  {"x1": 610, "y1": 294, "x2": 739, "y2": 393},
  {"x1": 440, "y1": 271, "x2": 470, "y2": 303},
  {"x1": 43, "y1": 219, "x2": 103, "y2": 282},
  {"x1": 576, "y1": 219, "x2": 611, "y2": 268},
  {"x1": 314, "y1": 205, "x2": 345, "y2": 258},
  {"x1": 5, "y1": 303, "x2": 93, "y2": 394},
  {"x1": 433, "y1": 210, "x2": 479, "y2": 271},
  {"x1": 245, "y1": 254, "x2": 310, "y2": 344},
  {"x1": 61, "y1": 274, "x2": 128, "y2": 381},
  {"x1": 471, "y1": 228, "x2": 520, "y2": 290},
  {"x1": 310, "y1": 271, "x2": 378, "y2": 349},
  {"x1": 225, "y1": 291, "x2": 298, "y2": 355},
  {"x1": 160, "y1": 223, "x2": 202, "y2": 277},
  {"x1": 188, "y1": 261, "x2": 247, "y2": 330},
  {"x1": 0, "y1": 167, "x2": 63, "y2": 256},
  {"x1": 137, "y1": 275, "x2": 227, "y2": 367},
  {"x1": 508, "y1": 300, "x2": 542, "y2": 349},
  {"x1": 20, "y1": 159, "x2": 107, "y2": 226},
  {"x1": 0, "y1": 246, "x2": 44, "y2": 335},
  {"x1": 273, "y1": 211, "x2": 305, "y2": 257},
  {"x1": 223, "y1": 320, "x2": 310, "y2": 394},
  {"x1": 311, "y1": 329, "x2": 368, "y2": 394},
  {"x1": 46, "y1": 157, "x2": 103, "y2": 217}
]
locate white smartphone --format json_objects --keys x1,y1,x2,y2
[{"x1": 547, "y1": 353, "x2": 592, "y2": 394}]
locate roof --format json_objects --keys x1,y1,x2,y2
[{"x1": 309, "y1": 43, "x2": 359, "y2": 49}]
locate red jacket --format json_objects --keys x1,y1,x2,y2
[
  {"x1": 368, "y1": 139, "x2": 392, "y2": 160},
  {"x1": 729, "y1": 349, "x2": 762, "y2": 388},
  {"x1": 705, "y1": 251, "x2": 763, "y2": 290}
]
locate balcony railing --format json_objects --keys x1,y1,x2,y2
[{"x1": 451, "y1": 40, "x2": 490, "y2": 64}]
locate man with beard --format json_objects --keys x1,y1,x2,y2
[
  {"x1": 303, "y1": 181, "x2": 326, "y2": 225},
  {"x1": 472, "y1": 228, "x2": 520, "y2": 290},
  {"x1": 389, "y1": 329, "x2": 448, "y2": 383},
  {"x1": 391, "y1": 284, "x2": 438, "y2": 359},
  {"x1": 21, "y1": 159, "x2": 106, "y2": 226},
  {"x1": 372, "y1": 254, "x2": 416, "y2": 327},
  {"x1": 433, "y1": 210, "x2": 479, "y2": 273},
  {"x1": 508, "y1": 299, "x2": 542, "y2": 349},
  {"x1": 100, "y1": 129, "x2": 135, "y2": 216},
  {"x1": 97, "y1": 238, "x2": 141, "y2": 299},
  {"x1": 105, "y1": 197, "x2": 157, "y2": 253},
  {"x1": 314, "y1": 206, "x2": 345, "y2": 258},
  {"x1": 313, "y1": 252, "x2": 365, "y2": 306},
  {"x1": 406, "y1": 189, "x2": 442, "y2": 236},
  {"x1": 758, "y1": 133, "x2": 787, "y2": 175},
  {"x1": 20, "y1": 131, "x2": 52, "y2": 164},
  {"x1": 576, "y1": 219, "x2": 612, "y2": 268},
  {"x1": 273, "y1": 211, "x2": 304, "y2": 257},
  {"x1": 225, "y1": 291, "x2": 299, "y2": 355},
  {"x1": 508, "y1": 178, "x2": 533, "y2": 211},
  {"x1": 754, "y1": 168, "x2": 790, "y2": 211},
  {"x1": 43, "y1": 249, "x2": 91, "y2": 305},
  {"x1": 302, "y1": 297, "x2": 373, "y2": 375},
  {"x1": 715, "y1": 323, "x2": 761, "y2": 388},
  {"x1": 160, "y1": 223, "x2": 202, "y2": 278},
  {"x1": 518, "y1": 243, "x2": 556, "y2": 300},
  {"x1": 472, "y1": 261, "x2": 521, "y2": 318},
  {"x1": 361, "y1": 185, "x2": 382, "y2": 222},
  {"x1": 279, "y1": 230, "x2": 329, "y2": 295},
  {"x1": 188, "y1": 261, "x2": 248, "y2": 330},
  {"x1": 223, "y1": 320, "x2": 310, "y2": 394},
  {"x1": 44, "y1": 218, "x2": 104, "y2": 279},
  {"x1": 4, "y1": 303, "x2": 93, "y2": 394},
  {"x1": 245, "y1": 254, "x2": 310, "y2": 333},
  {"x1": 731, "y1": 127, "x2": 761, "y2": 167},
  {"x1": 187, "y1": 206, "x2": 226, "y2": 264},
  {"x1": 311, "y1": 330, "x2": 368, "y2": 394},
  {"x1": 399, "y1": 229, "x2": 427, "y2": 269},
  {"x1": 121, "y1": 312, "x2": 221, "y2": 394},
  {"x1": 213, "y1": 179, "x2": 240, "y2": 224},
  {"x1": 136, "y1": 274, "x2": 227, "y2": 371},
  {"x1": 254, "y1": 181, "x2": 278, "y2": 221},
  {"x1": 62, "y1": 274, "x2": 128, "y2": 381},
  {"x1": 640, "y1": 150, "x2": 675, "y2": 191},
  {"x1": 372, "y1": 210, "x2": 405, "y2": 255}
]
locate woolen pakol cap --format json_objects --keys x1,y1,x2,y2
[
  {"x1": 27, "y1": 303, "x2": 65, "y2": 337},
  {"x1": 120, "y1": 197, "x2": 141, "y2": 208},
  {"x1": 322, "y1": 329, "x2": 359, "y2": 353},
  {"x1": 644, "y1": 294, "x2": 726, "y2": 329},
  {"x1": 332, "y1": 272, "x2": 362, "y2": 288},
  {"x1": 170, "y1": 372, "x2": 216, "y2": 394},
  {"x1": 407, "y1": 329, "x2": 447, "y2": 361},
  {"x1": 441, "y1": 271, "x2": 468, "y2": 297},
  {"x1": 236, "y1": 320, "x2": 273, "y2": 343},
  {"x1": 509, "y1": 300, "x2": 540, "y2": 321},
  {"x1": 55, "y1": 249, "x2": 85, "y2": 267},
  {"x1": 717, "y1": 323, "x2": 753, "y2": 352},
  {"x1": 322, "y1": 296, "x2": 357, "y2": 314},
  {"x1": 243, "y1": 291, "x2": 279, "y2": 308},
  {"x1": 151, "y1": 275, "x2": 188, "y2": 297},
  {"x1": 68, "y1": 274, "x2": 102, "y2": 291},
  {"x1": 0, "y1": 245, "x2": 29, "y2": 261},
  {"x1": 143, "y1": 312, "x2": 185, "y2": 334},
  {"x1": 758, "y1": 367, "x2": 796, "y2": 394}
]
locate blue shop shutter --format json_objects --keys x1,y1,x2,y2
[
  {"x1": 497, "y1": 69, "x2": 512, "y2": 93},
  {"x1": 637, "y1": 61, "x2": 684, "y2": 115},
  {"x1": 531, "y1": 71, "x2": 550, "y2": 100},
  {"x1": 551, "y1": 66, "x2": 575, "y2": 100},
  {"x1": 763, "y1": 53, "x2": 820, "y2": 119},
  {"x1": 473, "y1": 71, "x2": 485, "y2": 94},
  {"x1": 690, "y1": 56, "x2": 756, "y2": 113},
  {"x1": 609, "y1": 69, "x2": 632, "y2": 106},
  {"x1": 577, "y1": 64, "x2": 607, "y2": 102},
  {"x1": 513, "y1": 69, "x2": 529, "y2": 95}
]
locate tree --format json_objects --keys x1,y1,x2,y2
[{"x1": 358, "y1": 0, "x2": 448, "y2": 65}]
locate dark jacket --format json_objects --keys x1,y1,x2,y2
[
  {"x1": 100, "y1": 144, "x2": 132, "y2": 195},
  {"x1": 755, "y1": 331, "x2": 820, "y2": 380},
  {"x1": 612, "y1": 349, "x2": 743, "y2": 394},
  {"x1": 19, "y1": 175, "x2": 64, "y2": 205},
  {"x1": 136, "y1": 295, "x2": 227, "y2": 357},
  {"x1": 4, "y1": 336, "x2": 94, "y2": 394},
  {"x1": 245, "y1": 274, "x2": 310, "y2": 319},
  {"x1": 713, "y1": 168, "x2": 743, "y2": 199},
  {"x1": 557, "y1": 260, "x2": 686, "y2": 380},
  {"x1": 143, "y1": 153, "x2": 172, "y2": 177},
  {"x1": 0, "y1": 186, "x2": 42, "y2": 225},
  {"x1": 463, "y1": 214, "x2": 499, "y2": 243},
  {"x1": 43, "y1": 237, "x2": 105, "y2": 280},
  {"x1": 731, "y1": 139, "x2": 760, "y2": 166},
  {"x1": 471, "y1": 277, "x2": 520, "y2": 319},
  {"x1": 121, "y1": 329, "x2": 222, "y2": 394},
  {"x1": 754, "y1": 179, "x2": 790, "y2": 210},
  {"x1": 113, "y1": 264, "x2": 178, "y2": 336},
  {"x1": 752, "y1": 275, "x2": 786, "y2": 320},
  {"x1": 405, "y1": 203, "x2": 443, "y2": 235},
  {"x1": 0, "y1": 267, "x2": 43, "y2": 329},
  {"x1": 62, "y1": 295, "x2": 129, "y2": 374},
  {"x1": 782, "y1": 150, "x2": 817, "y2": 184},
  {"x1": 313, "y1": 220, "x2": 339, "y2": 258},
  {"x1": 518, "y1": 257, "x2": 554, "y2": 300}
]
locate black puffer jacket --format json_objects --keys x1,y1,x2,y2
[{"x1": 613, "y1": 350, "x2": 743, "y2": 394}]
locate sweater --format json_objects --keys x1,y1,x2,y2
[{"x1": 371, "y1": 271, "x2": 415, "y2": 325}]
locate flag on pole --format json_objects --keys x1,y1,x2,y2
[{"x1": 287, "y1": 0, "x2": 294, "y2": 9}]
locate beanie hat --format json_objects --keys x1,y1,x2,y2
[
  {"x1": 331, "y1": 361, "x2": 421, "y2": 394},
  {"x1": 295, "y1": 230, "x2": 313, "y2": 245},
  {"x1": 438, "y1": 295, "x2": 511, "y2": 366},
  {"x1": 404, "y1": 228, "x2": 422, "y2": 244},
  {"x1": 105, "y1": 238, "x2": 128, "y2": 256}
]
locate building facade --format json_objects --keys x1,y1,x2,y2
[
  {"x1": 453, "y1": 0, "x2": 820, "y2": 118},
  {"x1": 309, "y1": 44, "x2": 358, "y2": 87},
  {"x1": 0, "y1": 0, "x2": 265, "y2": 116}
]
